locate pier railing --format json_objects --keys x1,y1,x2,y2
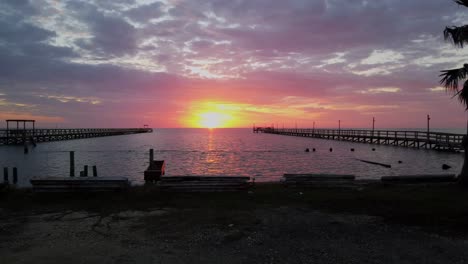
[
  {"x1": 258, "y1": 128, "x2": 465, "y2": 151},
  {"x1": 0, "y1": 128, "x2": 152, "y2": 145}
]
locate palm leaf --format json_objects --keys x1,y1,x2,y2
[
  {"x1": 440, "y1": 65, "x2": 468, "y2": 91},
  {"x1": 440, "y1": 65, "x2": 468, "y2": 109},
  {"x1": 454, "y1": 0, "x2": 468, "y2": 7},
  {"x1": 444, "y1": 26, "x2": 468, "y2": 47},
  {"x1": 460, "y1": 80, "x2": 468, "y2": 109}
]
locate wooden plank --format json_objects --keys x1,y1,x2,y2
[
  {"x1": 283, "y1": 174, "x2": 355, "y2": 180},
  {"x1": 158, "y1": 176, "x2": 251, "y2": 192},
  {"x1": 30, "y1": 177, "x2": 129, "y2": 192},
  {"x1": 160, "y1": 176, "x2": 250, "y2": 182},
  {"x1": 356, "y1": 159, "x2": 391, "y2": 168},
  {"x1": 381, "y1": 174, "x2": 456, "y2": 183}
]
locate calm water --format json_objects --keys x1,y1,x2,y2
[{"x1": 0, "y1": 128, "x2": 464, "y2": 187}]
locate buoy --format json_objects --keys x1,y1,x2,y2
[
  {"x1": 305, "y1": 148, "x2": 310, "y2": 152},
  {"x1": 329, "y1": 148, "x2": 333, "y2": 152},
  {"x1": 350, "y1": 148, "x2": 355, "y2": 152},
  {"x1": 372, "y1": 148, "x2": 376, "y2": 151},
  {"x1": 398, "y1": 160, "x2": 402, "y2": 164},
  {"x1": 312, "y1": 148, "x2": 316, "y2": 152}
]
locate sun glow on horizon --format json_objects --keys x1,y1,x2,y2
[
  {"x1": 199, "y1": 112, "x2": 231, "y2": 128},
  {"x1": 183, "y1": 101, "x2": 243, "y2": 128}
]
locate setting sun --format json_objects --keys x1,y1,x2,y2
[
  {"x1": 182, "y1": 101, "x2": 244, "y2": 128},
  {"x1": 199, "y1": 112, "x2": 230, "y2": 128}
]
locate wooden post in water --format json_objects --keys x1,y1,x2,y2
[
  {"x1": 3, "y1": 167, "x2": 8, "y2": 183},
  {"x1": 12, "y1": 167, "x2": 17, "y2": 184},
  {"x1": 149, "y1": 149, "x2": 154, "y2": 163},
  {"x1": 69, "y1": 151, "x2": 75, "y2": 177},
  {"x1": 92, "y1": 165, "x2": 97, "y2": 177},
  {"x1": 83, "y1": 165, "x2": 88, "y2": 177}
]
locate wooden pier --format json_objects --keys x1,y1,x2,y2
[
  {"x1": 256, "y1": 127, "x2": 465, "y2": 152},
  {"x1": 0, "y1": 120, "x2": 153, "y2": 145}
]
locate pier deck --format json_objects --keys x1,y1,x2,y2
[
  {"x1": 0, "y1": 128, "x2": 153, "y2": 145},
  {"x1": 257, "y1": 128, "x2": 465, "y2": 152}
]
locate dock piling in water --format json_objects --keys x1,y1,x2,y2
[
  {"x1": 84, "y1": 165, "x2": 88, "y2": 177},
  {"x1": 69, "y1": 151, "x2": 75, "y2": 177},
  {"x1": 3, "y1": 167, "x2": 8, "y2": 183},
  {"x1": 93, "y1": 165, "x2": 97, "y2": 177},
  {"x1": 12, "y1": 167, "x2": 18, "y2": 184}
]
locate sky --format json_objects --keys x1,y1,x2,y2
[{"x1": 1, "y1": 0, "x2": 468, "y2": 128}]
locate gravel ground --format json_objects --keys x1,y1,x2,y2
[{"x1": 1, "y1": 206, "x2": 468, "y2": 264}]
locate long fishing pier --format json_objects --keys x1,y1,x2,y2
[
  {"x1": 0, "y1": 119, "x2": 152, "y2": 145},
  {"x1": 255, "y1": 127, "x2": 465, "y2": 152}
]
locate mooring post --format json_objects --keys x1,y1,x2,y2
[
  {"x1": 84, "y1": 165, "x2": 88, "y2": 177},
  {"x1": 24, "y1": 144, "x2": 28, "y2": 154},
  {"x1": 149, "y1": 148, "x2": 154, "y2": 163},
  {"x1": 92, "y1": 165, "x2": 97, "y2": 177},
  {"x1": 70, "y1": 151, "x2": 75, "y2": 177},
  {"x1": 3, "y1": 167, "x2": 8, "y2": 183},
  {"x1": 12, "y1": 167, "x2": 18, "y2": 184}
]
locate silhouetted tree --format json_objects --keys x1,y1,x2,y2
[{"x1": 440, "y1": 0, "x2": 468, "y2": 186}]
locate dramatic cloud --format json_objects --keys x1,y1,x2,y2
[{"x1": 0, "y1": 0, "x2": 467, "y2": 128}]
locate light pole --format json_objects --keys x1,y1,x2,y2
[
  {"x1": 427, "y1": 114, "x2": 431, "y2": 149},
  {"x1": 427, "y1": 114, "x2": 430, "y2": 134},
  {"x1": 338, "y1": 120, "x2": 341, "y2": 139},
  {"x1": 372, "y1": 117, "x2": 375, "y2": 132},
  {"x1": 313, "y1": 121, "x2": 315, "y2": 134}
]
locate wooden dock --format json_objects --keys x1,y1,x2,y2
[
  {"x1": 257, "y1": 127, "x2": 465, "y2": 152},
  {"x1": 0, "y1": 127, "x2": 153, "y2": 145}
]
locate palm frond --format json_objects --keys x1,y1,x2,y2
[
  {"x1": 444, "y1": 26, "x2": 468, "y2": 47},
  {"x1": 454, "y1": 0, "x2": 468, "y2": 7},
  {"x1": 459, "y1": 80, "x2": 468, "y2": 109},
  {"x1": 439, "y1": 64, "x2": 468, "y2": 92}
]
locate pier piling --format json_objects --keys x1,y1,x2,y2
[
  {"x1": 150, "y1": 149, "x2": 154, "y2": 163},
  {"x1": 84, "y1": 165, "x2": 88, "y2": 177},
  {"x1": 69, "y1": 151, "x2": 75, "y2": 177},
  {"x1": 3, "y1": 167, "x2": 8, "y2": 183},
  {"x1": 12, "y1": 167, "x2": 17, "y2": 184},
  {"x1": 93, "y1": 165, "x2": 97, "y2": 177}
]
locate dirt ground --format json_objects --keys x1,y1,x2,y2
[{"x1": 1, "y1": 184, "x2": 468, "y2": 263}]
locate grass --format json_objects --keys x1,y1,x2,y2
[{"x1": 2, "y1": 183, "x2": 468, "y2": 236}]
